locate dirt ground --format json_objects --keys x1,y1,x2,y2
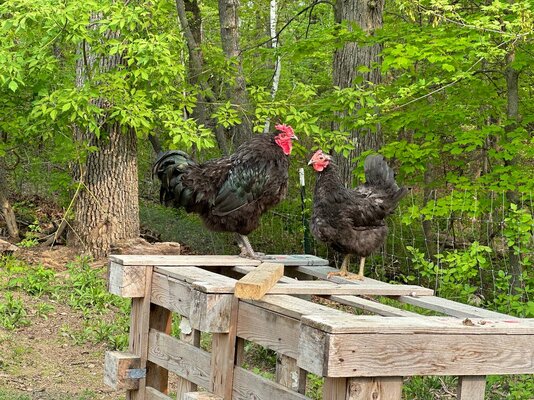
[{"x1": 0, "y1": 247, "x2": 123, "y2": 399}]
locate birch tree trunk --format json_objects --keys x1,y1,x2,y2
[
  {"x1": 263, "y1": 0, "x2": 281, "y2": 134},
  {"x1": 70, "y1": 12, "x2": 139, "y2": 259},
  {"x1": 218, "y1": 0, "x2": 252, "y2": 148},
  {"x1": 332, "y1": 0, "x2": 384, "y2": 186},
  {"x1": 0, "y1": 160, "x2": 19, "y2": 240}
]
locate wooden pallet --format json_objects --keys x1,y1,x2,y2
[{"x1": 104, "y1": 254, "x2": 534, "y2": 400}]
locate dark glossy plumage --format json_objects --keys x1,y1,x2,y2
[
  {"x1": 153, "y1": 132, "x2": 291, "y2": 236},
  {"x1": 310, "y1": 154, "x2": 407, "y2": 258}
]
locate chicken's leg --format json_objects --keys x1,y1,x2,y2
[
  {"x1": 236, "y1": 234, "x2": 264, "y2": 259},
  {"x1": 356, "y1": 256, "x2": 366, "y2": 280},
  {"x1": 327, "y1": 254, "x2": 364, "y2": 280}
]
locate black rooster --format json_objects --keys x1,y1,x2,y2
[
  {"x1": 153, "y1": 125, "x2": 297, "y2": 258},
  {"x1": 308, "y1": 150, "x2": 407, "y2": 279}
]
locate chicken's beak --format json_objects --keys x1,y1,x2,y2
[
  {"x1": 292, "y1": 134, "x2": 298, "y2": 140},
  {"x1": 307, "y1": 159, "x2": 314, "y2": 165}
]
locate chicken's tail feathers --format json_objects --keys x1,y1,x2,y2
[
  {"x1": 152, "y1": 150, "x2": 196, "y2": 205},
  {"x1": 364, "y1": 155, "x2": 408, "y2": 205}
]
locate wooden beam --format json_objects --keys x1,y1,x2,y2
[
  {"x1": 147, "y1": 329, "x2": 211, "y2": 389},
  {"x1": 323, "y1": 378, "x2": 347, "y2": 400},
  {"x1": 457, "y1": 376, "x2": 486, "y2": 400},
  {"x1": 346, "y1": 377, "x2": 402, "y2": 400},
  {"x1": 104, "y1": 351, "x2": 141, "y2": 390},
  {"x1": 324, "y1": 331, "x2": 534, "y2": 377},
  {"x1": 108, "y1": 262, "x2": 148, "y2": 298},
  {"x1": 233, "y1": 367, "x2": 308, "y2": 400},
  {"x1": 210, "y1": 297, "x2": 239, "y2": 400},
  {"x1": 145, "y1": 387, "x2": 173, "y2": 400},
  {"x1": 176, "y1": 318, "x2": 201, "y2": 399},
  {"x1": 276, "y1": 354, "x2": 307, "y2": 394},
  {"x1": 146, "y1": 305, "x2": 172, "y2": 395},
  {"x1": 127, "y1": 267, "x2": 154, "y2": 400},
  {"x1": 235, "y1": 263, "x2": 284, "y2": 300},
  {"x1": 182, "y1": 393, "x2": 223, "y2": 400}
]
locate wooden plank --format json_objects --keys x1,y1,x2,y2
[
  {"x1": 210, "y1": 297, "x2": 239, "y2": 400},
  {"x1": 182, "y1": 393, "x2": 223, "y2": 400},
  {"x1": 323, "y1": 378, "x2": 346, "y2": 400},
  {"x1": 176, "y1": 318, "x2": 201, "y2": 399},
  {"x1": 297, "y1": 324, "x2": 328, "y2": 376},
  {"x1": 104, "y1": 351, "x2": 141, "y2": 390},
  {"x1": 324, "y1": 332, "x2": 534, "y2": 377},
  {"x1": 232, "y1": 367, "x2": 309, "y2": 400},
  {"x1": 155, "y1": 266, "x2": 238, "y2": 293},
  {"x1": 145, "y1": 386, "x2": 173, "y2": 400},
  {"x1": 127, "y1": 267, "x2": 154, "y2": 400},
  {"x1": 108, "y1": 262, "x2": 147, "y2": 298},
  {"x1": 146, "y1": 305, "x2": 172, "y2": 395},
  {"x1": 276, "y1": 354, "x2": 307, "y2": 394},
  {"x1": 235, "y1": 263, "x2": 284, "y2": 300},
  {"x1": 327, "y1": 295, "x2": 419, "y2": 317},
  {"x1": 147, "y1": 329, "x2": 211, "y2": 389},
  {"x1": 111, "y1": 255, "x2": 261, "y2": 266},
  {"x1": 301, "y1": 314, "x2": 534, "y2": 334},
  {"x1": 457, "y1": 376, "x2": 486, "y2": 400},
  {"x1": 150, "y1": 272, "x2": 192, "y2": 317},
  {"x1": 189, "y1": 290, "x2": 233, "y2": 333},
  {"x1": 296, "y1": 265, "x2": 516, "y2": 319},
  {"x1": 234, "y1": 266, "x2": 417, "y2": 317},
  {"x1": 346, "y1": 377, "x2": 402, "y2": 400},
  {"x1": 110, "y1": 254, "x2": 328, "y2": 267}
]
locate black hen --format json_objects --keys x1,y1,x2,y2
[
  {"x1": 308, "y1": 150, "x2": 407, "y2": 279},
  {"x1": 153, "y1": 125, "x2": 297, "y2": 257}
]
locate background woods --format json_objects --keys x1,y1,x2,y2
[{"x1": 0, "y1": 0, "x2": 533, "y2": 397}]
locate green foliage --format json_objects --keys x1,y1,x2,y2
[{"x1": 0, "y1": 293, "x2": 30, "y2": 330}]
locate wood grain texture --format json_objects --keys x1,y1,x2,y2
[
  {"x1": 323, "y1": 378, "x2": 347, "y2": 400},
  {"x1": 327, "y1": 295, "x2": 418, "y2": 317},
  {"x1": 326, "y1": 332, "x2": 534, "y2": 377},
  {"x1": 189, "y1": 290, "x2": 233, "y2": 333},
  {"x1": 176, "y1": 318, "x2": 201, "y2": 399},
  {"x1": 345, "y1": 377, "x2": 402, "y2": 400},
  {"x1": 297, "y1": 324, "x2": 328, "y2": 376},
  {"x1": 145, "y1": 386, "x2": 173, "y2": 400},
  {"x1": 276, "y1": 354, "x2": 307, "y2": 394},
  {"x1": 210, "y1": 297, "x2": 239, "y2": 400},
  {"x1": 147, "y1": 329, "x2": 211, "y2": 389},
  {"x1": 150, "y1": 273, "x2": 192, "y2": 317},
  {"x1": 301, "y1": 314, "x2": 534, "y2": 334},
  {"x1": 126, "y1": 266, "x2": 154, "y2": 400},
  {"x1": 232, "y1": 367, "x2": 309, "y2": 400},
  {"x1": 457, "y1": 376, "x2": 486, "y2": 400},
  {"x1": 235, "y1": 262, "x2": 284, "y2": 300},
  {"x1": 110, "y1": 254, "x2": 328, "y2": 267},
  {"x1": 237, "y1": 301, "x2": 300, "y2": 358},
  {"x1": 108, "y1": 262, "x2": 147, "y2": 298},
  {"x1": 146, "y1": 305, "x2": 172, "y2": 394},
  {"x1": 104, "y1": 351, "x2": 141, "y2": 390},
  {"x1": 182, "y1": 393, "x2": 223, "y2": 400}
]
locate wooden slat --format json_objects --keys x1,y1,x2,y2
[
  {"x1": 276, "y1": 354, "x2": 307, "y2": 394},
  {"x1": 324, "y1": 332, "x2": 534, "y2": 377},
  {"x1": 232, "y1": 367, "x2": 309, "y2": 400},
  {"x1": 234, "y1": 266, "x2": 418, "y2": 317},
  {"x1": 327, "y1": 295, "x2": 419, "y2": 317},
  {"x1": 323, "y1": 378, "x2": 346, "y2": 400},
  {"x1": 296, "y1": 265, "x2": 518, "y2": 319},
  {"x1": 127, "y1": 266, "x2": 154, "y2": 400},
  {"x1": 146, "y1": 386, "x2": 173, "y2": 400},
  {"x1": 301, "y1": 314, "x2": 534, "y2": 334},
  {"x1": 210, "y1": 297, "x2": 239, "y2": 400},
  {"x1": 150, "y1": 273, "x2": 192, "y2": 317},
  {"x1": 147, "y1": 329, "x2": 211, "y2": 389},
  {"x1": 108, "y1": 261, "x2": 148, "y2": 298},
  {"x1": 155, "y1": 267, "x2": 237, "y2": 293},
  {"x1": 110, "y1": 254, "x2": 328, "y2": 267},
  {"x1": 235, "y1": 263, "x2": 284, "y2": 300},
  {"x1": 182, "y1": 393, "x2": 223, "y2": 400},
  {"x1": 346, "y1": 377, "x2": 403, "y2": 400},
  {"x1": 237, "y1": 301, "x2": 300, "y2": 358},
  {"x1": 176, "y1": 318, "x2": 201, "y2": 399},
  {"x1": 457, "y1": 376, "x2": 486, "y2": 400},
  {"x1": 146, "y1": 304, "x2": 172, "y2": 394}
]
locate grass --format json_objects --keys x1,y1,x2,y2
[{"x1": 0, "y1": 389, "x2": 103, "y2": 400}]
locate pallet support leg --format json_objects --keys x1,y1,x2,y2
[
  {"x1": 457, "y1": 375, "x2": 486, "y2": 400},
  {"x1": 324, "y1": 377, "x2": 402, "y2": 400},
  {"x1": 210, "y1": 297, "x2": 239, "y2": 400},
  {"x1": 276, "y1": 354, "x2": 307, "y2": 394},
  {"x1": 176, "y1": 317, "x2": 201, "y2": 398},
  {"x1": 146, "y1": 303, "x2": 172, "y2": 393}
]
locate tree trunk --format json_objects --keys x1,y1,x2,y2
[
  {"x1": 504, "y1": 49, "x2": 522, "y2": 295},
  {"x1": 70, "y1": 11, "x2": 139, "y2": 259},
  {"x1": 263, "y1": 0, "x2": 281, "y2": 134},
  {"x1": 332, "y1": 0, "x2": 384, "y2": 186},
  {"x1": 0, "y1": 160, "x2": 19, "y2": 240},
  {"x1": 218, "y1": 0, "x2": 252, "y2": 148}
]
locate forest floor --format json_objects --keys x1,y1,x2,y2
[{"x1": 0, "y1": 246, "x2": 126, "y2": 400}]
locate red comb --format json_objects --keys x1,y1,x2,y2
[{"x1": 275, "y1": 124, "x2": 294, "y2": 135}]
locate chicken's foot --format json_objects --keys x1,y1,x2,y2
[
  {"x1": 327, "y1": 254, "x2": 364, "y2": 280},
  {"x1": 236, "y1": 234, "x2": 264, "y2": 259}
]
